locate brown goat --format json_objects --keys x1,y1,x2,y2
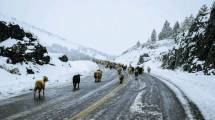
[
  {"x1": 94, "y1": 70, "x2": 102, "y2": 82},
  {"x1": 34, "y1": 76, "x2": 48, "y2": 99},
  {"x1": 128, "y1": 67, "x2": 134, "y2": 74}
]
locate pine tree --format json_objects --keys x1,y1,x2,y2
[
  {"x1": 198, "y1": 4, "x2": 208, "y2": 15},
  {"x1": 205, "y1": 2, "x2": 215, "y2": 74},
  {"x1": 135, "y1": 41, "x2": 141, "y2": 48},
  {"x1": 189, "y1": 5, "x2": 208, "y2": 34},
  {"x1": 147, "y1": 38, "x2": 151, "y2": 43},
  {"x1": 181, "y1": 15, "x2": 194, "y2": 32},
  {"x1": 161, "y1": 4, "x2": 215, "y2": 74},
  {"x1": 158, "y1": 20, "x2": 173, "y2": 40},
  {"x1": 212, "y1": 2, "x2": 215, "y2": 9},
  {"x1": 172, "y1": 21, "x2": 180, "y2": 41},
  {"x1": 181, "y1": 17, "x2": 189, "y2": 32},
  {"x1": 151, "y1": 29, "x2": 157, "y2": 43}
]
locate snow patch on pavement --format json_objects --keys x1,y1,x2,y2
[
  {"x1": 130, "y1": 82, "x2": 146, "y2": 113},
  {"x1": 130, "y1": 87, "x2": 162, "y2": 120},
  {"x1": 130, "y1": 90, "x2": 145, "y2": 113},
  {"x1": 130, "y1": 82, "x2": 162, "y2": 119}
]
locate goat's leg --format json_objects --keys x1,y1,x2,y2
[
  {"x1": 39, "y1": 90, "x2": 41, "y2": 99},
  {"x1": 43, "y1": 88, "x2": 45, "y2": 96},
  {"x1": 34, "y1": 90, "x2": 36, "y2": 98},
  {"x1": 73, "y1": 83, "x2": 76, "y2": 90},
  {"x1": 34, "y1": 88, "x2": 37, "y2": 98},
  {"x1": 78, "y1": 83, "x2": 79, "y2": 89}
]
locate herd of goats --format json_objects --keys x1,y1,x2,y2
[{"x1": 33, "y1": 59, "x2": 151, "y2": 99}]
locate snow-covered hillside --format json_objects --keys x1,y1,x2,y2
[
  {"x1": 115, "y1": 39, "x2": 175, "y2": 66},
  {"x1": 115, "y1": 39, "x2": 215, "y2": 120},
  {"x1": 0, "y1": 17, "x2": 98, "y2": 99},
  {"x1": 0, "y1": 13, "x2": 114, "y2": 60},
  {"x1": 0, "y1": 54, "x2": 99, "y2": 100},
  {"x1": 0, "y1": 14, "x2": 102, "y2": 100}
]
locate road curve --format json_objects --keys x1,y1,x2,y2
[{"x1": 80, "y1": 74, "x2": 187, "y2": 120}]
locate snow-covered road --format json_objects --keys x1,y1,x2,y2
[{"x1": 0, "y1": 70, "x2": 203, "y2": 120}]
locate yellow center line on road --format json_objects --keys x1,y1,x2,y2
[{"x1": 69, "y1": 75, "x2": 130, "y2": 120}]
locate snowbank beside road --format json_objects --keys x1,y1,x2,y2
[
  {"x1": 0, "y1": 54, "x2": 98, "y2": 100},
  {"x1": 149, "y1": 66, "x2": 215, "y2": 120}
]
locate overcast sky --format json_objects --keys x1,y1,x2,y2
[{"x1": 0, "y1": 0, "x2": 213, "y2": 55}]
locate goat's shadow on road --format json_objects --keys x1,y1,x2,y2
[
  {"x1": 33, "y1": 96, "x2": 46, "y2": 104},
  {"x1": 73, "y1": 88, "x2": 80, "y2": 91}
]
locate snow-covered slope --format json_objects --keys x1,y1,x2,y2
[
  {"x1": 115, "y1": 39, "x2": 215, "y2": 120},
  {"x1": 0, "y1": 14, "x2": 101, "y2": 100},
  {"x1": 0, "y1": 54, "x2": 99, "y2": 100},
  {"x1": 115, "y1": 39, "x2": 175, "y2": 66},
  {"x1": 0, "y1": 13, "x2": 114, "y2": 60}
]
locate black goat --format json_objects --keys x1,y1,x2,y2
[{"x1": 73, "y1": 74, "x2": 82, "y2": 90}]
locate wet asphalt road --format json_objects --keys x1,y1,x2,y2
[
  {"x1": 82, "y1": 74, "x2": 187, "y2": 120},
  {"x1": 0, "y1": 69, "x2": 201, "y2": 120}
]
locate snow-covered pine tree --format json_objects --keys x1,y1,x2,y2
[
  {"x1": 188, "y1": 4, "x2": 208, "y2": 40},
  {"x1": 192, "y1": 4, "x2": 209, "y2": 60},
  {"x1": 204, "y1": 2, "x2": 215, "y2": 74},
  {"x1": 136, "y1": 41, "x2": 141, "y2": 48},
  {"x1": 147, "y1": 38, "x2": 151, "y2": 43},
  {"x1": 212, "y1": 1, "x2": 215, "y2": 9},
  {"x1": 172, "y1": 21, "x2": 180, "y2": 42},
  {"x1": 180, "y1": 15, "x2": 195, "y2": 32},
  {"x1": 151, "y1": 29, "x2": 157, "y2": 43},
  {"x1": 158, "y1": 20, "x2": 173, "y2": 40},
  {"x1": 162, "y1": 4, "x2": 215, "y2": 75}
]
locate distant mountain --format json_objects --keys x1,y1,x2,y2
[{"x1": 0, "y1": 13, "x2": 115, "y2": 60}]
